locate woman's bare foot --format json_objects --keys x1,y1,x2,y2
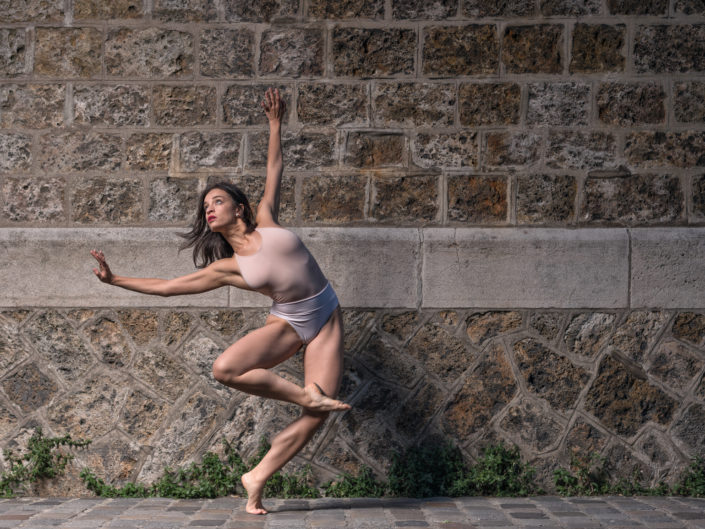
[
  {"x1": 303, "y1": 382, "x2": 351, "y2": 412},
  {"x1": 241, "y1": 472, "x2": 267, "y2": 515}
]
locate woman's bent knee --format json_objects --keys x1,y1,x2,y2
[{"x1": 212, "y1": 357, "x2": 241, "y2": 384}]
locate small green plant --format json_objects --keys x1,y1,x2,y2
[
  {"x1": 554, "y1": 452, "x2": 611, "y2": 496},
  {"x1": 322, "y1": 466, "x2": 387, "y2": 498},
  {"x1": 673, "y1": 456, "x2": 705, "y2": 497},
  {"x1": 0, "y1": 427, "x2": 91, "y2": 498}
]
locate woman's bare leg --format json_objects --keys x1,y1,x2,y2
[{"x1": 240, "y1": 307, "x2": 346, "y2": 515}]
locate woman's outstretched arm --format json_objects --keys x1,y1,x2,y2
[{"x1": 257, "y1": 87, "x2": 287, "y2": 227}]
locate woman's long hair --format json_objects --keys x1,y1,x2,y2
[{"x1": 180, "y1": 181, "x2": 256, "y2": 268}]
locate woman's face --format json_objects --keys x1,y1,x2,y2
[{"x1": 203, "y1": 188, "x2": 240, "y2": 231}]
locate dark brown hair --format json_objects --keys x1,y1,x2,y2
[{"x1": 179, "y1": 182, "x2": 256, "y2": 268}]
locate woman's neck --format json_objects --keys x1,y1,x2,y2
[{"x1": 220, "y1": 222, "x2": 252, "y2": 255}]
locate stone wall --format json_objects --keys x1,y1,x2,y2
[{"x1": 1, "y1": 0, "x2": 705, "y2": 494}]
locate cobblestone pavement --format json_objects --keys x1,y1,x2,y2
[{"x1": 0, "y1": 496, "x2": 704, "y2": 529}]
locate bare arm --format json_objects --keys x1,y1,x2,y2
[{"x1": 257, "y1": 87, "x2": 287, "y2": 227}]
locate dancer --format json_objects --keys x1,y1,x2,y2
[{"x1": 91, "y1": 88, "x2": 350, "y2": 515}]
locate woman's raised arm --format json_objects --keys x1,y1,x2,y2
[{"x1": 257, "y1": 87, "x2": 287, "y2": 227}]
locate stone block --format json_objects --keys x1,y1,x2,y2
[
  {"x1": 126, "y1": 133, "x2": 173, "y2": 171},
  {"x1": 247, "y1": 130, "x2": 335, "y2": 170},
  {"x1": 34, "y1": 28, "x2": 101, "y2": 78},
  {"x1": 674, "y1": 82, "x2": 705, "y2": 123},
  {"x1": 381, "y1": 311, "x2": 421, "y2": 341},
  {"x1": 85, "y1": 315, "x2": 132, "y2": 367},
  {"x1": 634, "y1": 25, "x2": 705, "y2": 73},
  {"x1": 483, "y1": 132, "x2": 542, "y2": 168},
  {"x1": 153, "y1": 0, "x2": 217, "y2": 21},
  {"x1": 106, "y1": 28, "x2": 193, "y2": 78},
  {"x1": 570, "y1": 24, "x2": 625, "y2": 73},
  {"x1": 406, "y1": 320, "x2": 474, "y2": 385},
  {"x1": 2, "y1": 363, "x2": 58, "y2": 414},
  {"x1": 585, "y1": 355, "x2": 677, "y2": 437},
  {"x1": 311, "y1": 0, "x2": 384, "y2": 18},
  {"x1": 423, "y1": 25, "x2": 498, "y2": 76},
  {"x1": 466, "y1": 311, "x2": 522, "y2": 345},
  {"x1": 597, "y1": 82, "x2": 666, "y2": 126},
  {"x1": 373, "y1": 82, "x2": 455, "y2": 127},
  {"x1": 73, "y1": 84, "x2": 150, "y2": 127},
  {"x1": 260, "y1": 28, "x2": 323, "y2": 77},
  {"x1": 0, "y1": 29, "x2": 26, "y2": 77},
  {"x1": 672, "y1": 403, "x2": 705, "y2": 456},
  {"x1": 223, "y1": 0, "x2": 298, "y2": 21},
  {"x1": 503, "y1": 25, "x2": 563, "y2": 74},
  {"x1": 602, "y1": 310, "x2": 669, "y2": 364},
  {"x1": 179, "y1": 132, "x2": 241, "y2": 171},
  {"x1": 370, "y1": 174, "x2": 438, "y2": 223},
  {"x1": 464, "y1": 0, "x2": 536, "y2": 16},
  {"x1": 581, "y1": 174, "x2": 683, "y2": 225},
  {"x1": 0, "y1": 84, "x2": 64, "y2": 128},
  {"x1": 694, "y1": 173, "x2": 705, "y2": 219},
  {"x1": 199, "y1": 29, "x2": 254, "y2": 78},
  {"x1": 181, "y1": 333, "x2": 231, "y2": 398},
  {"x1": 540, "y1": 0, "x2": 601, "y2": 15},
  {"x1": 546, "y1": 131, "x2": 616, "y2": 170},
  {"x1": 38, "y1": 131, "x2": 122, "y2": 173},
  {"x1": 625, "y1": 131, "x2": 705, "y2": 168},
  {"x1": 153, "y1": 85, "x2": 216, "y2": 126},
  {"x1": 413, "y1": 132, "x2": 478, "y2": 169},
  {"x1": 2, "y1": 176, "x2": 65, "y2": 222},
  {"x1": 671, "y1": 312, "x2": 705, "y2": 346},
  {"x1": 459, "y1": 83, "x2": 520, "y2": 126},
  {"x1": 648, "y1": 339, "x2": 703, "y2": 394},
  {"x1": 0, "y1": 133, "x2": 31, "y2": 173},
  {"x1": 527, "y1": 82, "x2": 590, "y2": 126},
  {"x1": 422, "y1": 228, "x2": 629, "y2": 308},
  {"x1": 301, "y1": 175, "x2": 366, "y2": 224},
  {"x1": 447, "y1": 174, "x2": 507, "y2": 223},
  {"x1": 358, "y1": 333, "x2": 423, "y2": 388},
  {"x1": 118, "y1": 389, "x2": 169, "y2": 442},
  {"x1": 0, "y1": 228, "x2": 228, "y2": 307},
  {"x1": 675, "y1": 0, "x2": 705, "y2": 13},
  {"x1": 117, "y1": 309, "x2": 159, "y2": 345},
  {"x1": 345, "y1": 132, "x2": 404, "y2": 168},
  {"x1": 297, "y1": 83, "x2": 368, "y2": 126},
  {"x1": 148, "y1": 177, "x2": 200, "y2": 222},
  {"x1": 0, "y1": 0, "x2": 63, "y2": 22},
  {"x1": 500, "y1": 399, "x2": 563, "y2": 452},
  {"x1": 562, "y1": 312, "x2": 616, "y2": 359},
  {"x1": 396, "y1": 382, "x2": 444, "y2": 439},
  {"x1": 565, "y1": 417, "x2": 608, "y2": 456},
  {"x1": 608, "y1": 0, "x2": 667, "y2": 14},
  {"x1": 631, "y1": 228, "x2": 705, "y2": 308},
  {"x1": 222, "y1": 83, "x2": 291, "y2": 126},
  {"x1": 74, "y1": 0, "x2": 143, "y2": 19},
  {"x1": 333, "y1": 27, "x2": 415, "y2": 77},
  {"x1": 394, "y1": 0, "x2": 457, "y2": 18},
  {"x1": 516, "y1": 173, "x2": 576, "y2": 224},
  {"x1": 72, "y1": 177, "x2": 143, "y2": 224},
  {"x1": 529, "y1": 311, "x2": 563, "y2": 342}
]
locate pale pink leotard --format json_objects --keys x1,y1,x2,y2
[{"x1": 235, "y1": 226, "x2": 339, "y2": 343}]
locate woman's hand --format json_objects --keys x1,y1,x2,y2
[
  {"x1": 261, "y1": 87, "x2": 286, "y2": 125},
  {"x1": 90, "y1": 249, "x2": 114, "y2": 284}
]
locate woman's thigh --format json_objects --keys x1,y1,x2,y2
[{"x1": 303, "y1": 307, "x2": 344, "y2": 398}]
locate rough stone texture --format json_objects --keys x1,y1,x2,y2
[
  {"x1": 153, "y1": 0, "x2": 217, "y2": 21},
  {"x1": 38, "y1": 131, "x2": 122, "y2": 173},
  {"x1": 260, "y1": 28, "x2": 323, "y2": 78},
  {"x1": 570, "y1": 24, "x2": 625, "y2": 74},
  {"x1": 674, "y1": 82, "x2": 705, "y2": 123},
  {"x1": 297, "y1": 83, "x2": 368, "y2": 126},
  {"x1": 0, "y1": 133, "x2": 31, "y2": 173},
  {"x1": 672, "y1": 312, "x2": 705, "y2": 346},
  {"x1": 74, "y1": 85, "x2": 150, "y2": 127},
  {"x1": 581, "y1": 174, "x2": 683, "y2": 225},
  {"x1": 0, "y1": 29, "x2": 26, "y2": 77},
  {"x1": 199, "y1": 29, "x2": 254, "y2": 78},
  {"x1": 635, "y1": 25, "x2": 705, "y2": 73},
  {"x1": 529, "y1": 312, "x2": 563, "y2": 343},
  {"x1": 222, "y1": 84, "x2": 291, "y2": 126},
  {"x1": 483, "y1": 132, "x2": 542, "y2": 168},
  {"x1": 86, "y1": 316, "x2": 131, "y2": 368},
  {"x1": 0, "y1": 318, "x2": 30, "y2": 374},
  {"x1": 562, "y1": 313, "x2": 616, "y2": 360},
  {"x1": 2, "y1": 363, "x2": 58, "y2": 414},
  {"x1": 181, "y1": 334, "x2": 230, "y2": 398},
  {"x1": 2, "y1": 176, "x2": 65, "y2": 222},
  {"x1": 648, "y1": 339, "x2": 703, "y2": 394},
  {"x1": 546, "y1": 131, "x2": 616, "y2": 170},
  {"x1": 601, "y1": 311, "x2": 669, "y2": 364},
  {"x1": 625, "y1": 131, "x2": 705, "y2": 168},
  {"x1": 71, "y1": 178, "x2": 143, "y2": 224},
  {"x1": 413, "y1": 132, "x2": 477, "y2": 169},
  {"x1": 34, "y1": 28, "x2": 102, "y2": 78},
  {"x1": 541, "y1": 0, "x2": 600, "y2": 15},
  {"x1": 223, "y1": 0, "x2": 298, "y2": 21},
  {"x1": 126, "y1": 133, "x2": 173, "y2": 171},
  {"x1": 301, "y1": 175, "x2": 366, "y2": 224},
  {"x1": 516, "y1": 174, "x2": 576, "y2": 225},
  {"x1": 694, "y1": 174, "x2": 705, "y2": 219},
  {"x1": 179, "y1": 132, "x2": 241, "y2": 172},
  {"x1": 565, "y1": 417, "x2": 608, "y2": 456},
  {"x1": 132, "y1": 346, "x2": 192, "y2": 402},
  {"x1": 117, "y1": 310, "x2": 159, "y2": 346},
  {"x1": 0, "y1": 0, "x2": 63, "y2": 22},
  {"x1": 358, "y1": 333, "x2": 423, "y2": 388},
  {"x1": 311, "y1": 0, "x2": 384, "y2": 18},
  {"x1": 447, "y1": 174, "x2": 507, "y2": 223},
  {"x1": 370, "y1": 174, "x2": 438, "y2": 224},
  {"x1": 381, "y1": 311, "x2": 420, "y2": 342},
  {"x1": 672, "y1": 403, "x2": 705, "y2": 456},
  {"x1": 105, "y1": 28, "x2": 193, "y2": 78},
  {"x1": 513, "y1": 338, "x2": 590, "y2": 412},
  {"x1": 345, "y1": 132, "x2": 404, "y2": 169},
  {"x1": 0, "y1": 84, "x2": 64, "y2": 128},
  {"x1": 153, "y1": 85, "x2": 216, "y2": 127},
  {"x1": 503, "y1": 25, "x2": 562, "y2": 74},
  {"x1": 500, "y1": 400, "x2": 563, "y2": 452},
  {"x1": 395, "y1": 382, "x2": 444, "y2": 439},
  {"x1": 608, "y1": 0, "x2": 667, "y2": 13},
  {"x1": 248, "y1": 130, "x2": 335, "y2": 170},
  {"x1": 465, "y1": 0, "x2": 536, "y2": 16},
  {"x1": 443, "y1": 342, "x2": 516, "y2": 438},
  {"x1": 423, "y1": 25, "x2": 498, "y2": 76},
  {"x1": 466, "y1": 311, "x2": 522, "y2": 346},
  {"x1": 74, "y1": 0, "x2": 143, "y2": 19},
  {"x1": 149, "y1": 177, "x2": 199, "y2": 222},
  {"x1": 373, "y1": 82, "x2": 455, "y2": 128},
  {"x1": 405, "y1": 320, "x2": 473, "y2": 385},
  {"x1": 675, "y1": 0, "x2": 705, "y2": 13},
  {"x1": 585, "y1": 355, "x2": 678, "y2": 437},
  {"x1": 527, "y1": 82, "x2": 590, "y2": 127},
  {"x1": 333, "y1": 27, "x2": 415, "y2": 78},
  {"x1": 597, "y1": 82, "x2": 666, "y2": 126},
  {"x1": 459, "y1": 83, "x2": 520, "y2": 126}
]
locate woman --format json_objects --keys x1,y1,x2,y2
[{"x1": 91, "y1": 88, "x2": 350, "y2": 515}]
